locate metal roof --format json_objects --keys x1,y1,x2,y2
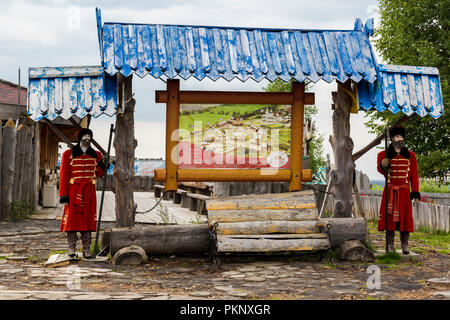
[
  {"x1": 98, "y1": 16, "x2": 378, "y2": 84},
  {"x1": 357, "y1": 64, "x2": 444, "y2": 119},
  {"x1": 28, "y1": 66, "x2": 117, "y2": 121}
]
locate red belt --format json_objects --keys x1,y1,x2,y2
[
  {"x1": 387, "y1": 183, "x2": 409, "y2": 222},
  {"x1": 73, "y1": 180, "x2": 92, "y2": 209}
]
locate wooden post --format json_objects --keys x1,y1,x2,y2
[
  {"x1": 113, "y1": 74, "x2": 136, "y2": 227},
  {"x1": 289, "y1": 82, "x2": 305, "y2": 191},
  {"x1": 1, "y1": 122, "x2": 17, "y2": 221},
  {"x1": 0, "y1": 121, "x2": 2, "y2": 220},
  {"x1": 165, "y1": 79, "x2": 180, "y2": 191},
  {"x1": 32, "y1": 124, "x2": 40, "y2": 209},
  {"x1": 329, "y1": 80, "x2": 355, "y2": 218}
]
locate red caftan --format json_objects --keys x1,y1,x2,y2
[
  {"x1": 59, "y1": 149, "x2": 106, "y2": 232},
  {"x1": 377, "y1": 150, "x2": 419, "y2": 232}
]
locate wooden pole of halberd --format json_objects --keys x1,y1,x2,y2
[
  {"x1": 289, "y1": 82, "x2": 305, "y2": 192},
  {"x1": 165, "y1": 79, "x2": 180, "y2": 192},
  {"x1": 113, "y1": 74, "x2": 136, "y2": 227}
]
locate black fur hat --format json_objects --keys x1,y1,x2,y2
[
  {"x1": 76, "y1": 128, "x2": 93, "y2": 142},
  {"x1": 389, "y1": 125, "x2": 405, "y2": 139}
]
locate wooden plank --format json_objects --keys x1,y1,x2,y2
[
  {"x1": 154, "y1": 168, "x2": 312, "y2": 183},
  {"x1": 222, "y1": 233, "x2": 328, "y2": 239},
  {"x1": 29, "y1": 66, "x2": 103, "y2": 79},
  {"x1": 207, "y1": 209, "x2": 318, "y2": 224},
  {"x1": 212, "y1": 189, "x2": 314, "y2": 200},
  {"x1": 0, "y1": 122, "x2": 2, "y2": 220},
  {"x1": 216, "y1": 220, "x2": 320, "y2": 235},
  {"x1": 217, "y1": 237, "x2": 330, "y2": 252},
  {"x1": 186, "y1": 192, "x2": 210, "y2": 200},
  {"x1": 206, "y1": 193, "x2": 316, "y2": 211},
  {"x1": 155, "y1": 90, "x2": 315, "y2": 105},
  {"x1": 1, "y1": 124, "x2": 16, "y2": 220}
]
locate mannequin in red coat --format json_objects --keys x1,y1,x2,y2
[
  {"x1": 59, "y1": 128, "x2": 109, "y2": 258},
  {"x1": 377, "y1": 125, "x2": 420, "y2": 254}
]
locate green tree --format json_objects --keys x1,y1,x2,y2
[
  {"x1": 263, "y1": 79, "x2": 326, "y2": 174},
  {"x1": 365, "y1": 0, "x2": 449, "y2": 183}
]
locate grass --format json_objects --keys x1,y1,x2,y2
[
  {"x1": 376, "y1": 251, "x2": 402, "y2": 264},
  {"x1": 10, "y1": 199, "x2": 34, "y2": 221},
  {"x1": 371, "y1": 180, "x2": 449, "y2": 193},
  {"x1": 367, "y1": 219, "x2": 450, "y2": 255}
]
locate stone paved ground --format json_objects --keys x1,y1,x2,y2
[{"x1": 0, "y1": 219, "x2": 448, "y2": 300}]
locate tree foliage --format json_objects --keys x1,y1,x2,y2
[
  {"x1": 264, "y1": 79, "x2": 326, "y2": 173},
  {"x1": 365, "y1": 0, "x2": 449, "y2": 182}
]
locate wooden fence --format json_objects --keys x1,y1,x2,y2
[
  {"x1": 323, "y1": 194, "x2": 450, "y2": 233},
  {"x1": 0, "y1": 120, "x2": 39, "y2": 221}
]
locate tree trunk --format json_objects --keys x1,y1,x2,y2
[
  {"x1": 113, "y1": 245, "x2": 148, "y2": 265},
  {"x1": 1, "y1": 125, "x2": 17, "y2": 220},
  {"x1": 336, "y1": 240, "x2": 375, "y2": 262},
  {"x1": 329, "y1": 80, "x2": 355, "y2": 218},
  {"x1": 109, "y1": 224, "x2": 210, "y2": 256},
  {"x1": 113, "y1": 74, "x2": 137, "y2": 227},
  {"x1": 325, "y1": 217, "x2": 367, "y2": 248}
]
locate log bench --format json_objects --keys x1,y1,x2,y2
[
  {"x1": 173, "y1": 189, "x2": 188, "y2": 205},
  {"x1": 187, "y1": 193, "x2": 210, "y2": 214},
  {"x1": 154, "y1": 184, "x2": 170, "y2": 200}
]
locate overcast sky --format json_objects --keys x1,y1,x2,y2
[{"x1": 0, "y1": 0, "x2": 387, "y2": 180}]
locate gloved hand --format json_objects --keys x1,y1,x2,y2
[
  {"x1": 59, "y1": 195, "x2": 69, "y2": 205},
  {"x1": 99, "y1": 156, "x2": 113, "y2": 170},
  {"x1": 381, "y1": 158, "x2": 390, "y2": 169},
  {"x1": 410, "y1": 191, "x2": 421, "y2": 201}
]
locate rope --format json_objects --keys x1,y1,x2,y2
[
  {"x1": 135, "y1": 191, "x2": 167, "y2": 214},
  {"x1": 307, "y1": 185, "x2": 335, "y2": 197},
  {"x1": 208, "y1": 222, "x2": 220, "y2": 266}
]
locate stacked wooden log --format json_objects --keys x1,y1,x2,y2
[{"x1": 206, "y1": 190, "x2": 330, "y2": 253}]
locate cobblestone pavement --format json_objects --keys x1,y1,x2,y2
[{"x1": 0, "y1": 219, "x2": 448, "y2": 300}]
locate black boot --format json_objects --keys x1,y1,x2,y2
[
  {"x1": 400, "y1": 231, "x2": 410, "y2": 255},
  {"x1": 81, "y1": 231, "x2": 93, "y2": 259},
  {"x1": 67, "y1": 232, "x2": 78, "y2": 258},
  {"x1": 387, "y1": 231, "x2": 395, "y2": 252}
]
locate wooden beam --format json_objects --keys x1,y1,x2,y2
[
  {"x1": 155, "y1": 90, "x2": 315, "y2": 105},
  {"x1": 41, "y1": 118, "x2": 73, "y2": 148},
  {"x1": 289, "y1": 82, "x2": 305, "y2": 191},
  {"x1": 165, "y1": 79, "x2": 180, "y2": 191},
  {"x1": 154, "y1": 168, "x2": 312, "y2": 183}
]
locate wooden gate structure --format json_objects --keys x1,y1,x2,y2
[
  {"x1": 27, "y1": 8, "x2": 444, "y2": 257},
  {"x1": 153, "y1": 80, "x2": 314, "y2": 191}
]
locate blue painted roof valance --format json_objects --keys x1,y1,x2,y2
[
  {"x1": 28, "y1": 66, "x2": 117, "y2": 121},
  {"x1": 97, "y1": 18, "x2": 378, "y2": 84},
  {"x1": 357, "y1": 64, "x2": 444, "y2": 119}
]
